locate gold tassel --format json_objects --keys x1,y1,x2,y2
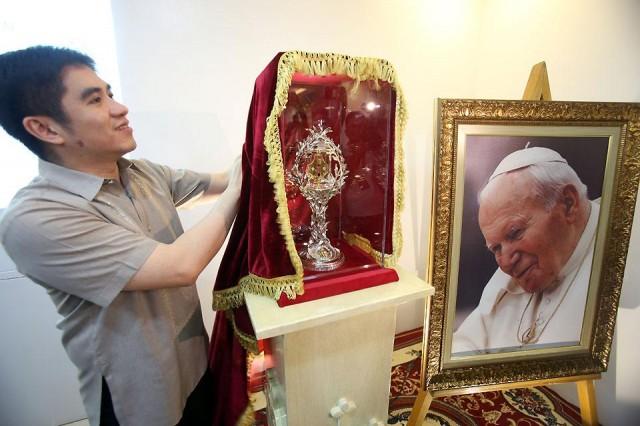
[
  {"x1": 212, "y1": 273, "x2": 303, "y2": 311},
  {"x1": 233, "y1": 331, "x2": 261, "y2": 426},
  {"x1": 226, "y1": 310, "x2": 260, "y2": 354},
  {"x1": 235, "y1": 401, "x2": 255, "y2": 426}
]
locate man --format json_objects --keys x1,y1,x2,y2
[
  {"x1": 0, "y1": 46, "x2": 241, "y2": 425},
  {"x1": 453, "y1": 147, "x2": 599, "y2": 354}
]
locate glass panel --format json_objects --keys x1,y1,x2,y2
[{"x1": 279, "y1": 74, "x2": 395, "y2": 281}]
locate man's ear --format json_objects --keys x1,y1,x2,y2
[
  {"x1": 22, "y1": 116, "x2": 65, "y2": 146},
  {"x1": 561, "y1": 184, "x2": 580, "y2": 222}
]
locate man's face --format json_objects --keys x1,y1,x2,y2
[
  {"x1": 57, "y1": 65, "x2": 135, "y2": 159},
  {"x1": 479, "y1": 173, "x2": 574, "y2": 293}
]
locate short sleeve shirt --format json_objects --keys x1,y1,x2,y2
[{"x1": 0, "y1": 158, "x2": 211, "y2": 426}]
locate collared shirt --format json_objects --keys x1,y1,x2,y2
[
  {"x1": 452, "y1": 200, "x2": 600, "y2": 355},
  {"x1": 0, "y1": 158, "x2": 211, "y2": 426}
]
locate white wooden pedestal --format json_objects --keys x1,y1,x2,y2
[{"x1": 245, "y1": 267, "x2": 432, "y2": 426}]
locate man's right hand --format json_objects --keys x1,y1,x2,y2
[{"x1": 226, "y1": 156, "x2": 242, "y2": 196}]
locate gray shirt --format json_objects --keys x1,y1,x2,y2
[{"x1": 0, "y1": 158, "x2": 211, "y2": 426}]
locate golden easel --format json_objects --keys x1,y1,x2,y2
[{"x1": 408, "y1": 62, "x2": 601, "y2": 426}]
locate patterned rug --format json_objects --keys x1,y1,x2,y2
[
  {"x1": 387, "y1": 348, "x2": 584, "y2": 425},
  {"x1": 253, "y1": 340, "x2": 584, "y2": 425}
]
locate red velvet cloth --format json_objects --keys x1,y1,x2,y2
[{"x1": 208, "y1": 53, "x2": 289, "y2": 425}]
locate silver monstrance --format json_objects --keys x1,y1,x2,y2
[{"x1": 288, "y1": 121, "x2": 348, "y2": 271}]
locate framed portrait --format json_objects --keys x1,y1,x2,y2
[{"x1": 424, "y1": 99, "x2": 640, "y2": 391}]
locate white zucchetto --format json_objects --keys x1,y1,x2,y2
[{"x1": 489, "y1": 146, "x2": 568, "y2": 181}]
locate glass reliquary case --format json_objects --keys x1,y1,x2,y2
[{"x1": 272, "y1": 53, "x2": 406, "y2": 306}]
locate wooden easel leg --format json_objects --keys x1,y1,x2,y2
[
  {"x1": 407, "y1": 389, "x2": 433, "y2": 426},
  {"x1": 576, "y1": 379, "x2": 598, "y2": 426},
  {"x1": 522, "y1": 61, "x2": 552, "y2": 101}
]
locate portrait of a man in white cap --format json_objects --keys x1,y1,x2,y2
[{"x1": 452, "y1": 146, "x2": 601, "y2": 354}]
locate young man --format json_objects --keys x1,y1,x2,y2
[{"x1": 0, "y1": 46, "x2": 241, "y2": 425}]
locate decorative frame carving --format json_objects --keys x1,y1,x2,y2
[{"x1": 423, "y1": 99, "x2": 640, "y2": 391}]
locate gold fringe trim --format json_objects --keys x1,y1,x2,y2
[
  {"x1": 212, "y1": 286, "x2": 245, "y2": 311},
  {"x1": 238, "y1": 273, "x2": 303, "y2": 300},
  {"x1": 235, "y1": 401, "x2": 255, "y2": 426},
  {"x1": 343, "y1": 232, "x2": 396, "y2": 267},
  {"x1": 235, "y1": 352, "x2": 258, "y2": 426},
  {"x1": 212, "y1": 273, "x2": 304, "y2": 311},
  {"x1": 214, "y1": 51, "x2": 407, "y2": 310},
  {"x1": 392, "y1": 76, "x2": 407, "y2": 266},
  {"x1": 226, "y1": 310, "x2": 259, "y2": 354}
]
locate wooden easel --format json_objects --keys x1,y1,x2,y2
[
  {"x1": 407, "y1": 374, "x2": 600, "y2": 426},
  {"x1": 408, "y1": 62, "x2": 601, "y2": 426}
]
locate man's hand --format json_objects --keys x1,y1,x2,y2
[
  {"x1": 226, "y1": 156, "x2": 242, "y2": 196},
  {"x1": 126, "y1": 156, "x2": 243, "y2": 290},
  {"x1": 201, "y1": 155, "x2": 243, "y2": 202}
]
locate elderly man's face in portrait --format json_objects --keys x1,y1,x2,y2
[{"x1": 478, "y1": 171, "x2": 579, "y2": 293}]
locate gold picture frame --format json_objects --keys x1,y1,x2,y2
[{"x1": 423, "y1": 98, "x2": 640, "y2": 392}]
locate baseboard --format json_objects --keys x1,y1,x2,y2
[
  {"x1": 393, "y1": 327, "x2": 423, "y2": 350},
  {"x1": 0, "y1": 269, "x2": 24, "y2": 280}
]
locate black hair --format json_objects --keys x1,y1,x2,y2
[{"x1": 0, "y1": 45, "x2": 95, "y2": 158}]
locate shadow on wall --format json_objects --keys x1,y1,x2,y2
[
  {"x1": 406, "y1": 132, "x2": 433, "y2": 280},
  {"x1": 596, "y1": 328, "x2": 640, "y2": 424},
  {"x1": 620, "y1": 199, "x2": 640, "y2": 309}
]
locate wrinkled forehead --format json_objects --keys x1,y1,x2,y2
[
  {"x1": 481, "y1": 170, "x2": 536, "y2": 203},
  {"x1": 478, "y1": 171, "x2": 542, "y2": 220}
]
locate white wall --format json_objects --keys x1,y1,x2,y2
[
  {"x1": 0, "y1": 245, "x2": 86, "y2": 426},
  {"x1": 110, "y1": 0, "x2": 640, "y2": 421}
]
